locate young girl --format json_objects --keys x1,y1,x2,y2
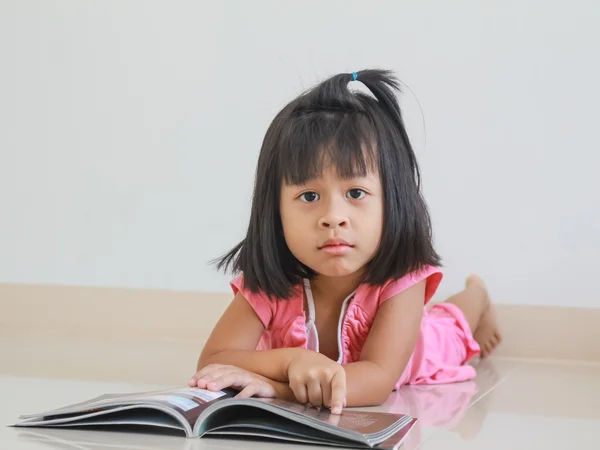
[{"x1": 188, "y1": 69, "x2": 502, "y2": 415}]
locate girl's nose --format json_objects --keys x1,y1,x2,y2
[{"x1": 318, "y1": 215, "x2": 348, "y2": 229}]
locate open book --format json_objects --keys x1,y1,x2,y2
[{"x1": 12, "y1": 387, "x2": 417, "y2": 449}]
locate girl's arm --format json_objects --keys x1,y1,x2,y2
[
  {"x1": 193, "y1": 280, "x2": 425, "y2": 409},
  {"x1": 195, "y1": 292, "x2": 304, "y2": 382},
  {"x1": 342, "y1": 279, "x2": 426, "y2": 406},
  {"x1": 193, "y1": 291, "x2": 347, "y2": 411}
]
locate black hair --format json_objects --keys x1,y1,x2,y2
[{"x1": 214, "y1": 69, "x2": 441, "y2": 299}]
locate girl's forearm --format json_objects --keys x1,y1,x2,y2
[
  {"x1": 198, "y1": 348, "x2": 305, "y2": 382},
  {"x1": 342, "y1": 361, "x2": 400, "y2": 407},
  {"x1": 199, "y1": 349, "x2": 400, "y2": 408}
]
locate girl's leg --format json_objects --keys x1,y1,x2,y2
[{"x1": 443, "y1": 275, "x2": 502, "y2": 357}]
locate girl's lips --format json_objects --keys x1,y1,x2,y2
[
  {"x1": 320, "y1": 244, "x2": 353, "y2": 255},
  {"x1": 320, "y1": 238, "x2": 352, "y2": 248}
]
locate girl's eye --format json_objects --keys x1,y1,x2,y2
[
  {"x1": 300, "y1": 192, "x2": 320, "y2": 202},
  {"x1": 347, "y1": 189, "x2": 366, "y2": 200}
]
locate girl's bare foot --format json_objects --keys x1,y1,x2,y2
[{"x1": 467, "y1": 275, "x2": 502, "y2": 357}]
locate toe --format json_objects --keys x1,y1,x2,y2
[{"x1": 484, "y1": 345, "x2": 491, "y2": 355}]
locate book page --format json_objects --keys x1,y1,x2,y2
[
  {"x1": 257, "y1": 398, "x2": 407, "y2": 436},
  {"x1": 19, "y1": 387, "x2": 232, "y2": 431},
  {"x1": 133, "y1": 387, "x2": 231, "y2": 428},
  {"x1": 207, "y1": 414, "x2": 357, "y2": 445}
]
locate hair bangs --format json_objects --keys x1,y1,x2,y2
[{"x1": 278, "y1": 111, "x2": 378, "y2": 186}]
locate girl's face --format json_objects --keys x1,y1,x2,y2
[{"x1": 280, "y1": 165, "x2": 384, "y2": 279}]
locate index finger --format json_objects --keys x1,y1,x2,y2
[{"x1": 329, "y1": 370, "x2": 346, "y2": 415}]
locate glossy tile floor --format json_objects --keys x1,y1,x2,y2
[{"x1": 1, "y1": 337, "x2": 599, "y2": 449}]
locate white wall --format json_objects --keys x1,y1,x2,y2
[{"x1": 1, "y1": 1, "x2": 599, "y2": 308}]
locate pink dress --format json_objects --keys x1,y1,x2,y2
[{"x1": 230, "y1": 265, "x2": 480, "y2": 388}]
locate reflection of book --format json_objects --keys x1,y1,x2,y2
[
  {"x1": 17, "y1": 429, "x2": 197, "y2": 450},
  {"x1": 12, "y1": 387, "x2": 417, "y2": 449}
]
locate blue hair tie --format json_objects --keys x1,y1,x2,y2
[{"x1": 352, "y1": 71, "x2": 358, "y2": 81}]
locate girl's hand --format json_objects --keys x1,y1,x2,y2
[
  {"x1": 287, "y1": 352, "x2": 347, "y2": 414},
  {"x1": 188, "y1": 364, "x2": 278, "y2": 399}
]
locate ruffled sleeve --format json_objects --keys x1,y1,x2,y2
[
  {"x1": 379, "y1": 265, "x2": 443, "y2": 306},
  {"x1": 230, "y1": 274, "x2": 275, "y2": 329}
]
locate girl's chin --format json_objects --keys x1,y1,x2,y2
[{"x1": 310, "y1": 261, "x2": 363, "y2": 279}]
